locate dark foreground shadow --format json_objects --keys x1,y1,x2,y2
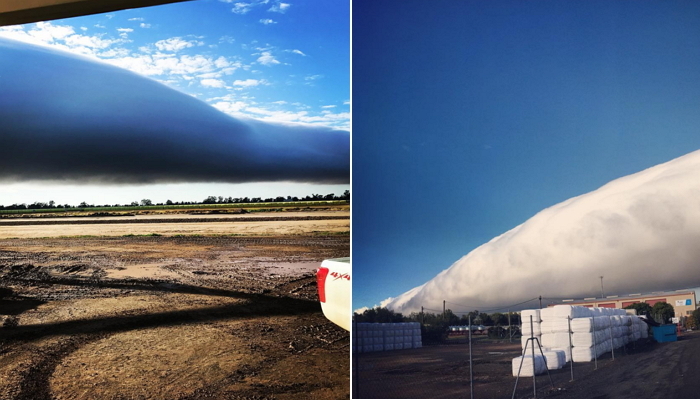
[{"x1": 0, "y1": 291, "x2": 320, "y2": 343}]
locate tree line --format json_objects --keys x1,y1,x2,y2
[
  {"x1": 354, "y1": 306, "x2": 521, "y2": 326},
  {"x1": 0, "y1": 190, "x2": 349, "y2": 210}
]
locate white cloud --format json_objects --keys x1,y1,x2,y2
[
  {"x1": 305, "y1": 74, "x2": 322, "y2": 81},
  {"x1": 140, "y1": 23, "x2": 152, "y2": 29},
  {"x1": 231, "y1": 2, "x2": 253, "y2": 14},
  {"x1": 117, "y1": 28, "x2": 133, "y2": 33},
  {"x1": 128, "y1": 17, "x2": 144, "y2": 21},
  {"x1": 257, "y1": 51, "x2": 279, "y2": 66},
  {"x1": 321, "y1": 105, "x2": 336, "y2": 109},
  {"x1": 259, "y1": 19, "x2": 277, "y2": 25},
  {"x1": 268, "y1": 2, "x2": 290, "y2": 13},
  {"x1": 219, "y1": 35, "x2": 235, "y2": 44},
  {"x1": 233, "y1": 79, "x2": 264, "y2": 87},
  {"x1": 200, "y1": 78, "x2": 227, "y2": 88},
  {"x1": 381, "y1": 150, "x2": 700, "y2": 314},
  {"x1": 154, "y1": 37, "x2": 198, "y2": 52},
  {"x1": 354, "y1": 306, "x2": 370, "y2": 315},
  {"x1": 289, "y1": 49, "x2": 305, "y2": 56}
]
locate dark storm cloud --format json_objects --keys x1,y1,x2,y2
[{"x1": 0, "y1": 38, "x2": 349, "y2": 184}]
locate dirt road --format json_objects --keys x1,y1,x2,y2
[{"x1": 0, "y1": 235, "x2": 349, "y2": 400}]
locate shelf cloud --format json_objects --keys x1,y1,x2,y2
[
  {"x1": 382, "y1": 150, "x2": 700, "y2": 314},
  {"x1": 0, "y1": 38, "x2": 349, "y2": 185}
]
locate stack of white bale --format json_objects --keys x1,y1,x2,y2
[
  {"x1": 354, "y1": 322, "x2": 422, "y2": 353},
  {"x1": 519, "y1": 305, "x2": 649, "y2": 364},
  {"x1": 520, "y1": 309, "x2": 542, "y2": 350}
]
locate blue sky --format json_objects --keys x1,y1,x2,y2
[
  {"x1": 352, "y1": 0, "x2": 700, "y2": 311},
  {"x1": 0, "y1": 0, "x2": 348, "y2": 206}
]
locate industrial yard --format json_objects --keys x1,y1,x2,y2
[
  {"x1": 0, "y1": 208, "x2": 349, "y2": 400},
  {"x1": 353, "y1": 331, "x2": 700, "y2": 399}
]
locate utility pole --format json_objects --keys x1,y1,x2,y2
[
  {"x1": 600, "y1": 276, "x2": 605, "y2": 298},
  {"x1": 421, "y1": 306, "x2": 424, "y2": 325},
  {"x1": 443, "y1": 300, "x2": 446, "y2": 321},
  {"x1": 508, "y1": 309, "x2": 512, "y2": 343},
  {"x1": 539, "y1": 296, "x2": 542, "y2": 309}
]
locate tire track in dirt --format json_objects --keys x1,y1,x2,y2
[{"x1": 13, "y1": 334, "x2": 107, "y2": 400}]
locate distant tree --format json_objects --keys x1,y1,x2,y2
[
  {"x1": 353, "y1": 306, "x2": 404, "y2": 323},
  {"x1": 203, "y1": 196, "x2": 217, "y2": 204},
  {"x1": 491, "y1": 312, "x2": 509, "y2": 326},
  {"x1": 685, "y1": 315, "x2": 697, "y2": 330},
  {"x1": 166, "y1": 200, "x2": 173, "y2": 205},
  {"x1": 692, "y1": 308, "x2": 700, "y2": 328},
  {"x1": 478, "y1": 312, "x2": 493, "y2": 325},
  {"x1": 79, "y1": 201, "x2": 89, "y2": 208},
  {"x1": 48, "y1": 200, "x2": 55, "y2": 208},
  {"x1": 651, "y1": 302, "x2": 675, "y2": 324},
  {"x1": 342, "y1": 190, "x2": 350, "y2": 202},
  {"x1": 130, "y1": 201, "x2": 139, "y2": 206},
  {"x1": 140, "y1": 199, "x2": 153, "y2": 206},
  {"x1": 623, "y1": 302, "x2": 653, "y2": 317}
]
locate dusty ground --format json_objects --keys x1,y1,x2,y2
[
  {"x1": 0, "y1": 232, "x2": 349, "y2": 400},
  {"x1": 353, "y1": 332, "x2": 700, "y2": 399}
]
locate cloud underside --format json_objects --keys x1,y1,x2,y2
[
  {"x1": 383, "y1": 149, "x2": 700, "y2": 314},
  {"x1": 0, "y1": 38, "x2": 348, "y2": 185}
]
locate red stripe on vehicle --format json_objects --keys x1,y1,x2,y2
[{"x1": 317, "y1": 267, "x2": 329, "y2": 303}]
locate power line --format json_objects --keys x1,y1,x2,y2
[{"x1": 443, "y1": 297, "x2": 540, "y2": 314}]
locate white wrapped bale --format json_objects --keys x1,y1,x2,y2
[
  {"x1": 572, "y1": 346, "x2": 596, "y2": 362},
  {"x1": 541, "y1": 319, "x2": 571, "y2": 333},
  {"x1": 521, "y1": 334, "x2": 541, "y2": 350},
  {"x1": 593, "y1": 316, "x2": 611, "y2": 330},
  {"x1": 521, "y1": 322, "x2": 542, "y2": 336},
  {"x1": 541, "y1": 332, "x2": 571, "y2": 349},
  {"x1": 512, "y1": 355, "x2": 546, "y2": 377},
  {"x1": 570, "y1": 317, "x2": 595, "y2": 332},
  {"x1": 572, "y1": 330, "x2": 607, "y2": 347},
  {"x1": 551, "y1": 346, "x2": 572, "y2": 362},
  {"x1": 541, "y1": 350, "x2": 565, "y2": 370},
  {"x1": 551, "y1": 305, "x2": 592, "y2": 319},
  {"x1": 539, "y1": 307, "x2": 556, "y2": 321},
  {"x1": 521, "y1": 309, "x2": 541, "y2": 323}
]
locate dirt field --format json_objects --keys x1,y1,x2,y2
[
  {"x1": 0, "y1": 211, "x2": 349, "y2": 400},
  {"x1": 353, "y1": 331, "x2": 700, "y2": 399},
  {"x1": 0, "y1": 209, "x2": 349, "y2": 238}
]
